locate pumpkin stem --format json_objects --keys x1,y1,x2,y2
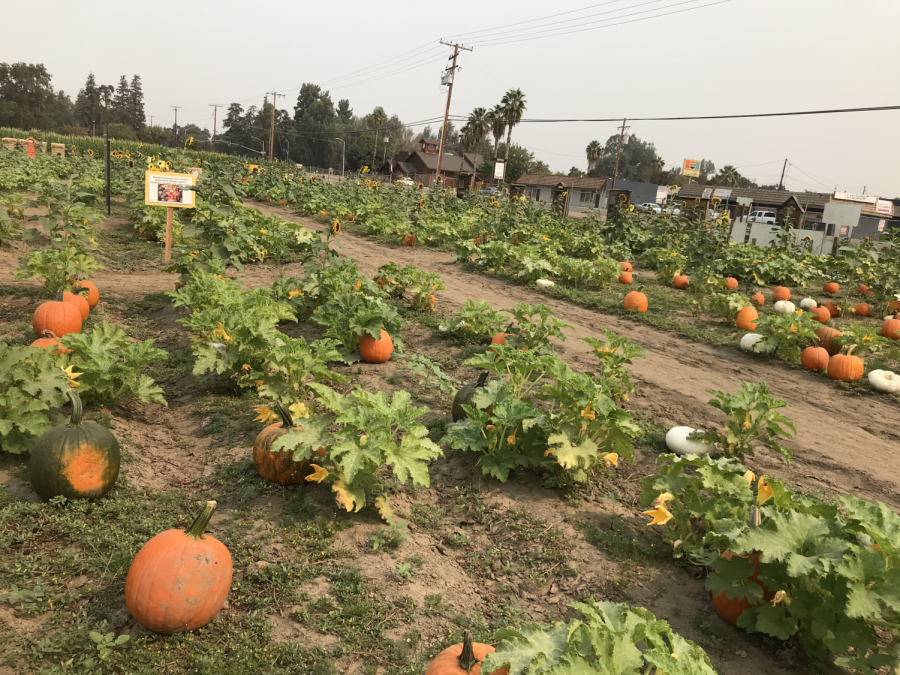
[
  {"x1": 186, "y1": 500, "x2": 217, "y2": 540},
  {"x1": 73, "y1": 286, "x2": 89, "y2": 296},
  {"x1": 475, "y1": 371, "x2": 489, "y2": 388},
  {"x1": 54, "y1": 288, "x2": 65, "y2": 302},
  {"x1": 847, "y1": 345, "x2": 857, "y2": 357},
  {"x1": 748, "y1": 505, "x2": 761, "y2": 528},
  {"x1": 274, "y1": 400, "x2": 294, "y2": 428},
  {"x1": 66, "y1": 390, "x2": 84, "y2": 427},
  {"x1": 41, "y1": 329, "x2": 60, "y2": 339},
  {"x1": 457, "y1": 630, "x2": 480, "y2": 672}
]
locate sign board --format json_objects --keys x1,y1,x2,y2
[
  {"x1": 682, "y1": 158, "x2": 701, "y2": 178},
  {"x1": 701, "y1": 187, "x2": 714, "y2": 199},
  {"x1": 834, "y1": 191, "x2": 877, "y2": 205},
  {"x1": 144, "y1": 171, "x2": 196, "y2": 208},
  {"x1": 713, "y1": 188, "x2": 733, "y2": 200},
  {"x1": 186, "y1": 167, "x2": 203, "y2": 179},
  {"x1": 839, "y1": 225, "x2": 849, "y2": 236},
  {"x1": 823, "y1": 203, "x2": 861, "y2": 234},
  {"x1": 876, "y1": 199, "x2": 893, "y2": 216},
  {"x1": 736, "y1": 197, "x2": 753, "y2": 207},
  {"x1": 878, "y1": 220, "x2": 886, "y2": 232},
  {"x1": 493, "y1": 160, "x2": 506, "y2": 180}
]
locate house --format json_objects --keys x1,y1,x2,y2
[
  {"x1": 609, "y1": 179, "x2": 667, "y2": 207},
  {"x1": 378, "y1": 139, "x2": 481, "y2": 187},
  {"x1": 517, "y1": 174, "x2": 608, "y2": 216}
]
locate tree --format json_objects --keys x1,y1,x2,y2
[
  {"x1": 699, "y1": 159, "x2": 716, "y2": 183},
  {"x1": 336, "y1": 99, "x2": 353, "y2": 123},
  {"x1": 347, "y1": 134, "x2": 378, "y2": 171},
  {"x1": 294, "y1": 84, "x2": 341, "y2": 168},
  {"x1": 98, "y1": 84, "x2": 114, "y2": 125},
  {"x1": 179, "y1": 124, "x2": 211, "y2": 145},
  {"x1": 138, "y1": 125, "x2": 169, "y2": 145},
  {"x1": 112, "y1": 75, "x2": 130, "y2": 126},
  {"x1": 717, "y1": 165, "x2": 740, "y2": 187},
  {"x1": 0, "y1": 62, "x2": 56, "y2": 129},
  {"x1": 489, "y1": 104, "x2": 506, "y2": 170},
  {"x1": 591, "y1": 134, "x2": 663, "y2": 183},
  {"x1": 107, "y1": 122, "x2": 137, "y2": 141},
  {"x1": 75, "y1": 73, "x2": 102, "y2": 132},
  {"x1": 294, "y1": 83, "x2": 326, "y2": 122},
  {"x1": 500, "y1": 88, "x2": 527, "y2": 166},
  {"x1": 569, "y1": 167, "x2": 586, "y2": 177},
  {"x1": 585, "y1": 140, "x2": 602, "y2": 173},
  {"x1": 482, "y1": 143, "x2": 545, "y2": 182},
  {"x1": 467, "y1": 107, "x2": 490, "y2": 149},
  {"x1": 129, "y1": 75, "x2": 145, "y2": 130}
]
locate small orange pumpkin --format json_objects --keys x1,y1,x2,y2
[
  {"x1": 800, "y1": 345, "x2": 829, "y2": 371},
  {"x1": 857, "y1": 284, "x2": 873, "y2": 296},
  {"x1": 125, "y1": 501, "x2": 232, "y2": 634},
  {"x1": 253, "y1": 402, "x2": 314, "y2": 485},
  {"x1": 750, "y1": 293, "x2": 765, "y2": 307},
  {"x1": 810, "y1": 306, "x2": 831, "y2": 324},
  {"x1": 735, "y1": 306, "x2": 758, "y2": 331},
  {"x1": 673, "y1": 274, "x2": 689, "y2": 289},
  {"x1": 623, "y1": 290, "x2": 648, "y2": 313},
  {"x1": 711, "y1": 550, "x2": 771, "y2": 626},
  {"x1": 617, "y1": 272, "x2": 633, "y2": 285},
  {"x1": 823, "y1": 300, "x2": 841, "y2": 318},
  {"x1": 63, "y1": 289, "x2": 90, "y2": 319},
  {"x1": 425, "y1": 630, "x2": 508, "y2": 675},
  {"x1": 31, "y1": 330, "x2": 71, "y2": 355},
  {"x1": 772, "y1": 286, "x2": 791, "y2": 302},
  {"x1": 402, "y1": 233, "x2": 416, "y2": 247},
  {"x1": 852, "y1": 303, "x2": 871, "y2": 317},
  {"x1": 823, "y1": 282, "x2": 839, "y2": 295},
  {"x1": 815, "y1": 326, "x2": 843, "y2": 356},
  {"x1": 888, "y1": 301, "x2": 900, "y2": 313},
  {"x1": 359, "y1": 329, "x2": 394, "y2": 363},
  {"x1": 76, "y1": 280, "x2": 100, "y2": 308},
  {"x1": 33, "y1": 289, "x2": 82, "y2": 338},
  {"x1": 619, "y1": 262, "x2": 633, "y2": 273},
  {"x1": 723, "y1": 277, "x2": 739, "y2": 290},
  {"x1": 827, "y1": 346, "x2": 864, "y2": 382},
  {"x1": 880, "y1": 313, "x2": 900, "y2": 340}
]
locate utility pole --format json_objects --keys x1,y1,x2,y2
[
  {"x1": 778, "y1": 158, "x2": 788, "y2": 190},
  {"x1": 209, "y1": 104, "x2": 221, "y2": 153},
  {"x1": 149, "y1": 115, "x2": 154, "y2": 127},
  {"x1": 436, "y1": 40, "x2": 473, "y2": 182},
  {"x1": 610, "y1": 118, "x2": 629, "y2": 190},
  {"x1": 268, "y1": 92, "x2": 284, "y2": 162},
  {"x1": 171, "y1": 106, "x2": 180, "y2": 146}
]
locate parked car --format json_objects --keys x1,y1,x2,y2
[
  {"x1": 399, "y1": 176, "x2": 415, "y2": 186},
  {"x1": 481, "y1": 186, "x2": 499, "y2": 197},
  {"x1": 749, "y1": 210, "x2": 777, "y2": 225},
  {"x1": 638, "y1": 202, "x2": 662, "y2": 214}
]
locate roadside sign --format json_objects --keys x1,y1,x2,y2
[
  {"x1": 494, "y1": 160, "x2": 505, "y2": 180},
  {"x1": 145, "y1": 171, "x2": 196, "y2": 265},
  {"x1": 682, "y1": 158, "x2": 701, "y2": 178},
  {"x1": 701, "y1": 187, "x2": 714, "y2": 199},
  {"x1": 876, "y1": 199, "x2": 893, "y2": 215},
  {"x1": 713, "y1": 188, "x2": 733, "y2": 200}
]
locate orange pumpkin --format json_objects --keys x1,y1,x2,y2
[
  {"x1": 815, "y1": 326, "x2": 843, "y2": 356},
  {"x1": 711, "y1": 551, "x2": 772, "y2": 626},
  {"x1": 125, "y1": 501, "x2": 232, "y2": 634},
  {"x1": 673, "y1": 274, "x2": 689, "y2": 289},
  {"x1": 33, "y1": 289, "x2": 82, "y2": 338},
  {"x1": 63, "y1": 289, "x2": 90, "y2": 319},
  {"x1": 617, "y1": 272, "x2": 633, "y2": 285},
  {"x1": 888, "y1": 301, "x2": 900, "y2": 313},
  {"x1": 77, "y1": 280, "x2": 100, "y2": 308},
  {"x1": 822, "y1": 301, "x2": 841, "y2": 318},
  {"x1": 880, "y1": 314, "x2": 900, "y2": 340},
  {"x1": 750, "y1": 293, "x2": 764, "y2": 307},
  {"x1": 359, "y1": 329, "x2": 393, "y2": 363},
  {"x1": 723, "y1": 277, "x2": 739, "y2": 290},
  {"x1": 857, "y1": 284, "x2": 873, "y2": 296},
  {"x1": 800, "y1": 346, "x2": 829, "y2": 371},
  {"x1": 619, "y1": 262, "x2": 633, "y2": 273},
  {"x1": 735, "y1": 306, "x2": 758, "y2": 331},
  {"x1": 425, "y1": 630, "x2": 508, "y2": 675},
  {"x1": 852, "y1": 303, "x2": 871, "y2": 317},
  {"x1": 772, "y1": 286, "x2": 791, "y2": 302},
  {"x1": 827, "y1": 346, "x2": 864, "y2": 382},
  {"x1": 623, "y1": 290, "x2": 648, "y2": 313},
  {"x1": 253, "y1": 402, "x2": 314, "y2": 485},
  {"x1": 810, "y1": 306, "x2": 831, "y2": 324},
  {"x1": 31, "y1": 330, "x2": 71, "y2": 355},
  {"x1": 402, "y1": 233, "x2": 416, "y2": 247},
  {"x1": 823, "y1": 282, "x2": 839, "y2": 295}
]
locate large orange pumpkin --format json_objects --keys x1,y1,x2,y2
[
  {"x1": 402, "y1": 233, "x2": 416, "y2": 247},
  {"x1": 823, "y1": 282, "x2": 839, "y2": 295},
  {"x1": 810, "y1": 306, "x2": 831, "y2": 324},
  {"x1": 617, "y1": 272, "x2": 633, "y2": 285},
  {"x1": 880, "y1": 314, "x2": 900, "y2": 340},
  {"x1": 723, "y1": 277, "x2": 739, "y2": 290},
  {"x1": 822, "y1": 300, "x2": 841, "y2": 318},
  {"x1": 815, "y1": 326, "x2": 843, "y2": 356},
  {"x1": 800, "y1": 346, "x2": 829, "y2": 371},
  {"x1": 253, "y1": 402, "x2": 314, "y2": 485},
  {"x1": 619, "y1": 262, "x2": 633, "y2": 273},
  {"x1": 735, "y1": 306, "x2": 758, "y2": 331},
  {"x1": 31, "y1": 330, "x2": 71, "y2": 355},
  {"x1": 711, "y1": 551, "x2": 770, "y2": 626},
  {"x1": 33, "y1": 289, "x2": 82, "y2": 338},
  {"x1": 359, "y1": 329, "x2": 394, "y2": 363},
  {"x1": 827, "y1": 346, "x2": 864, "y2": 382},
  {"x1": 425, "y1": 630, "x2": 508, "y2": 675},
  {"x1": 772, "y1": 286, "x2": 791, "y2": 302},
  {"x1": 750, "y1": 293, "x2": 764, "y2": 307},
  {"x1": 852, "y1": 303, "x2": 871, "y2": 317},
  {"x1": 63, "y1": 289, "x2": 90, "y2": 319},
  {"x1": 76, "y1": 280, "x2": 100, "y2": 308},
  {"x1": 673, "y1": 274, "x2": 689, "y2": 289},
  {"x1": 125, "y1": 501, "x2": 232, "y2": 634},
  {"x1": 623, "y1": 290, "x2": 648, "y2": 313}
]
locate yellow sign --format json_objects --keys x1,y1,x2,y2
[
  {"x1": 144, "y1": 171, "x2": 196, "y2": 208},
  {"x1": 682, "y1": 158, "x2": 701, "y2": 178}
]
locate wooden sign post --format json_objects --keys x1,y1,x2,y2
[
  {"x1": 164, "y1": 207, "x2": 174, "y2": 263},
  {"x1": 144, "y1": 170, "x2": 196, "y2": 267}
]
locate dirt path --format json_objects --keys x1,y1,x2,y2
[{"x1": 254, "y1": 202, "x2": 900, "y2": 510}]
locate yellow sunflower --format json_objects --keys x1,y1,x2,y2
[
  {"x1": 87, "y1": 148, "x2": 94, "y2": 156},
  {"x1": 331, "y1": 219, "x2": 341, "y2": 236}
]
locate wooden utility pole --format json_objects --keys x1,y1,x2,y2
[
  {"x1": 209, "y1": 104, "x2": 221, "y2": 152},
  {"x1": 268, "y1": 93, "x2": 284, "y2": 161},
  {"x1": 610, "y1": 118, "x2": 629, "y2": 190},
  {"x1": 436, "y1": 40, "x2": 472, "y2": 181},
  {"x1": 778, "y1": 158, "x2": 788, "y2": 190},
  {"x1": 171, "y1": 106, "x2": 180, "y2": 146}
]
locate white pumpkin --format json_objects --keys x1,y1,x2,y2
[
  {"x1": 800, "y1": 298, "x2": 818, "y2": 310},
  {"x1": 740, "y1": 333, "x2": 763, "y2": 351},
  {"x1": 774, "y1": 300, "x2": 796, "y2": 314},
  {"x1": 665, "y1": 426, "x2": 713, "y2": 456},
  {"x1": 536, "y1": 279, "x2": 555, "y2": 288},
  {"x1": 869, "y1": 370, "x2": 900, "y2": 394}
]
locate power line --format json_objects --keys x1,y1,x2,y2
[{"x1": 445, "y1": 0, "x2": 630, "y2": 40}]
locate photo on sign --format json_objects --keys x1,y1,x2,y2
[
  {"x1": 144, "y1": 171, "x2": 196, "y2": 209},
  {"x1": 157, "y1": 184, "x2": 184, "y2": 204}
]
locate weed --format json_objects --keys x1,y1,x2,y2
[
  {"x1": 410, "y1": 504, "x2": 445, "y2": 535},
  {"x1": 579, "y1": 515, "x2": 669, "y2": 564}
]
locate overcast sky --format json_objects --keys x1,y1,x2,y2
[{"x1": 6, "y1": 0, "x2": 899, "y2": 196}]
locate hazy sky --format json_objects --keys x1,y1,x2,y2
[{"x1": 6, "y1": 0, "x2": 899, "y2": 196}]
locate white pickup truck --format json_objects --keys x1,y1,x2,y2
[{"x1": 749, "y1": 210, "x2": 777, "y2": 224}]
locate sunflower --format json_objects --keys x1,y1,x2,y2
[
  {"x1": 196, "y1": 158, "x2": 201, "y2": 164},
  {"x1": 166, "y1": 161, "x2": 173, "y2": 168},
  {"x1": 331, "y1": 219, "x2": 341, "y2": 236},
  {"x1": 87, "y1": 148, "x2": 94, "y2": 156},
  {"x1": 136, "y1": 152, "x2": 142, "y2": 158},
  {"x1": 417, "y1": 183, "x2": 424, "y2": 189}
]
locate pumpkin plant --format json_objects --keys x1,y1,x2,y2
[
  {"x1": 501, "y1": 303, "x2": 571, "y2": 351},
  {"x1": 751, "y1": 312, "x2": 820, "y2": 362},
  {"x1": 13, "y1": 246, "x2": 103, "y2": 297},
  {"x1": 689, "y1": 380, "x2": 795, "y2": 464},
  {"x1": 441, "y1": 299, "x2": 509, "y2": 341},
  {"x1": 312, "y1": 289, "x2": 405, "y2": 361},
  {"x1": 580, "y1": 330, "x2": 645, "y2": 401},
  {"x1": 248, "y1": 335, "x2": 347, "y2": 408}
]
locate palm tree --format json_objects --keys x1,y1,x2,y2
[
  {"x1": 500, "y1": 88, "x2": 527, "y2": 166},
  {"x1": 718, "y1": 165, "x2": 740, "y2": 187},
  {"x1": 585, "y1": 140, "x2": 602, "y2": 174},
  {"x1": 489, "y1": 104, "x2": 506, "y2": 169},
  {"x1": 651, "y1": 155, "x2": 665, "y2": 182},
  {"x1": 467, "y1": 107, "x2": 490, "y2": 148}
]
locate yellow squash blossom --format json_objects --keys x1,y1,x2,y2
[
  {"x1": 743, "y1": 470, "x2": 756, "y2": 485},
  {"x1": 601, "y1": 453, "x2": 618, "y2": 468},
  {"x1": 288, "y1": 289, "x2": 303, "y2": 299},
  {"x1": 61, "y1": 366, "x2": 82, "y2": 388},
  {"x1": 253, "y1": 406, "x2": 278, "y2": 423},
  {"x1": 580, "y1": 403, "x2": 596, "y2": 421},
  {"x1": 643, "y1": 504, "x2": 674, "y2": 526},
  {"x1": 507, "y1": 426, "x2": 518, "y2": 446},
  {"x1": 306, "y1": 465, "x2": 329, "y2": 483},
  {"x1": 259, "y1": 229, "x2": 267, "y2": 234},
  {"x1": 757, "y1": 477, "x2": 775, "y2": 505},
  {"x1": 654, "y1": 492, "x2": 675, "y2": 506},
  {"x1": 289, "y1": 402, "x2": 309, "y2": 419}
]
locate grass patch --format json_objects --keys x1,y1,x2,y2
[{"x1": 579, "y1": 514, "x2": 670, "y2": 564}]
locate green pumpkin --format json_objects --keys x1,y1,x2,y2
[
  {"x1": 28, "y1": 391, "x2": 121, "y2": 501},
  {"x1": 451, "y1": 372, "x2": 489, "y2": 422}
]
